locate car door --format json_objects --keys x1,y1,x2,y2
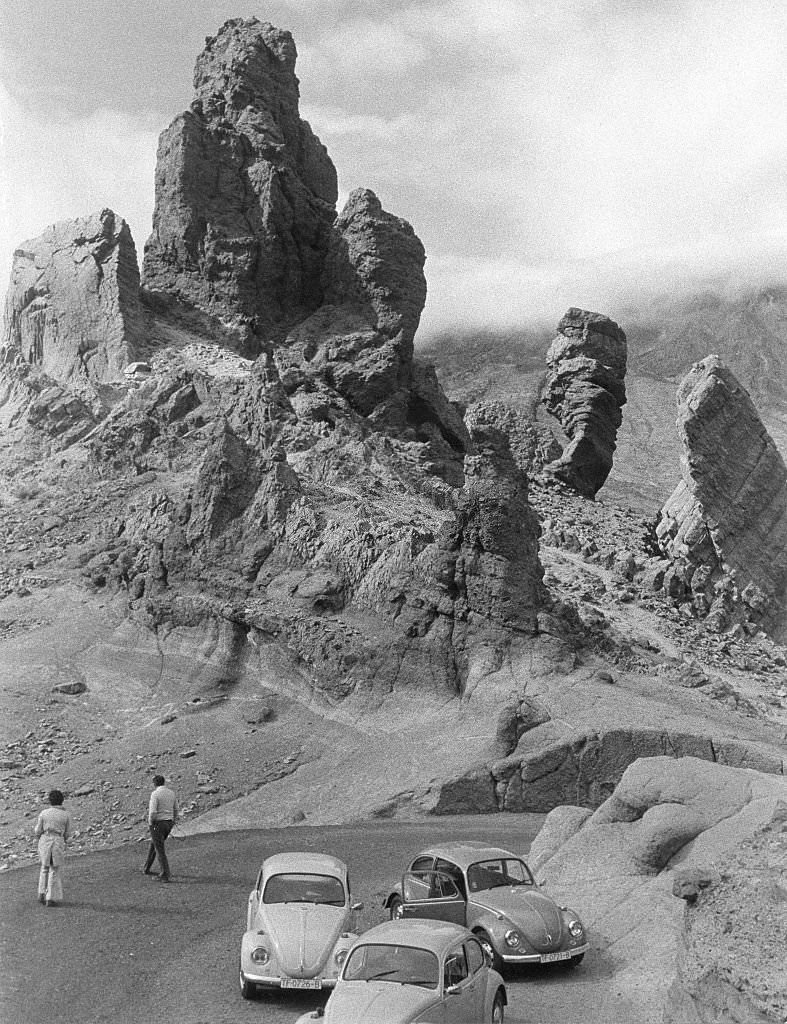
[
  {"x1": 400, "y1": 870, "x2": 467, "y2": 926},
  {"x1": 463, "y1": 936, "x2": 489, "y2": 1022},
  {"x1": 246, "y1": 867, "x2": 263, "y2": 930},
  {"x1": 441, "y1": 943, "x2": 476, "y2": 1022}
]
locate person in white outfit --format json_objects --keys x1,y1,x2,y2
[{"x1": 34, "y1": 789, "x2": 71, "y2": 907}]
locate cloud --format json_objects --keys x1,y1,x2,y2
[{"x1": 0, "y1": 85, "x2": 158, "y2": 289}]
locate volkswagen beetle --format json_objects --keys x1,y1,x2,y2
[
  {"x1": 295, "y1": 918, "x2": 507, "y2": 1023},
  {"x1": 384, "y1": 841, "x2": 587, "y2": 971},
  {"x1": 239, "y1": 851, "x2": 362, "y2": 998}
]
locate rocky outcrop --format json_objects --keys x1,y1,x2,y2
[
  {"x1": 531, "y1": 757, "x2": 787, "y2": 1024},
  {"x1": 142, "y1": 17, "x2": 337, "y2": 346},
  {"x1": 541, "y1": 308, "x2": 627, "y2": 497},
  {"x1": 655, "y1": 356, "x2": 787, "y2": 637},
  {"x1": 1, "y1": 209, "x2": 146, "y2": 401}
]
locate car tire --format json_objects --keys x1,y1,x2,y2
[
  {"x1": 567, "y1": 952, "x2": 584, "y2": 968},
  {"x1": 492, "y1": 989, "x2": 505, "y2": 1023},
  {"x1": 388, "y1": 896, "x2": 404, "y2": 921},
  {"x1": 475, "y1": 930, "x2": 503, "y2": 974},
  {"x1": 239, "y1": 968, "x2": 257, "y2": 1000}
]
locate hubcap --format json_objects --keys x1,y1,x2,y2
[
  {"x1": 391, "y1": 901, "x2": 404, "y2": 920},
  {"x1": 493, "y1": 998, "x2": 504, "y2": 1023}
]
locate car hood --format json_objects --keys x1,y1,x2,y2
[
  {"x1": 473, "y1": 887, "x2": 564, "y2": 951},
  {"x1": 324, "y1": 981, "x2": 441, "y2": 1023},
  {"x1": 260, "y1": 903, "x2": 347, "y2": 976}
]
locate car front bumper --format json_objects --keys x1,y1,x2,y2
[
  {"x1": 241, "y1": 969, "x2": 337, "y2": 990},
  {"x1": 502, "y1": 942, "x2": 589, "y2": 964}
]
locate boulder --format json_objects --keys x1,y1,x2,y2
[
  {"x1": 533, "y1": 757, "x2": 787, "y2": 1024},
  {"x1": 1, "y1": 209, "x2": 146, "y2": 400},
  {"x1": 656, "y1": 356, "x2": 787, "y2": 637},
  {"x1": 142, "y1": 17, "x2": 337, "y2": 344},
  {"x1": 541, "y1": 308, "x2": 628, "y2": 497}
]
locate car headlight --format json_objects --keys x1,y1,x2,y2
[
  {"x1": 251, "y1": 945, "x2": 270, "y2": 965},
  {"x1": 334, "y1": 948, "x2": 348, "y2": 968},
  {"x1": 504, "y1": 929, "x2": 522, "y2": 948},
  {"x1": 568, "y1": 920, "x2": 584, "y2": 938}
]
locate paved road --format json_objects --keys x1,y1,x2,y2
[{"x1": 0, "y1": 814, "x2": 605, "y2": 1024}]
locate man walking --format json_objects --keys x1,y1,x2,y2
[{"x1": 143, "y1": 774, "x2": 178, "y2": 882}]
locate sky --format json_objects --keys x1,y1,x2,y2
[{"x1": 2, "y1": 0, "x2": 787, "y2": 337}]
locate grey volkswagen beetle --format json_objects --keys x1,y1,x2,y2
[
  {"x1": 384, "y1": 841, "x2": 588, "y2": 972},
  {"x1": 295, "y1": 918, "x2": 507, "y2": 1023}
]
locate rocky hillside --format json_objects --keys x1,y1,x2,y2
[{"x1": 0, "y1": 17, "x2": 786, "y2": 1022}]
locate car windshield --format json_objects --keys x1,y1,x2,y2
[
  {"x1": 342, "y1": 943, "x2": 439, "y2": 989},
  {"x1": 262, "y1": 872, "x2": 346, "y2": 906},
  {"x1": 466, "y1": 858, "x2": 534, "y2": 892}
]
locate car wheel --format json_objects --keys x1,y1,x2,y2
[
  {"x1": 567, "y1": 952, "x2": 584, "y2": 968},
  {"x1": 476, "y1": 931, "x2": 503, "y2": 974},
  {"x1": 239, "y1": 968, "x2": 257, "y2": 1000},
  {"x1": 389, "y1": 896, "x2": 404, "y2": 921},
  {"x1": 491, "y1": 989, "x2": 505, "y2": 1023}
]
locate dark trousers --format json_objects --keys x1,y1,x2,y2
[{"x1": 143, "y1": 819, "x2": 173, "y2": 878}]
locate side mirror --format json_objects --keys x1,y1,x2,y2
[{"x1": 352, "y1": 902, "x2": 364, "y2": 912}]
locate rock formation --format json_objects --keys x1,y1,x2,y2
[
  {"x1": 1, "y1": 209, "x2": 146, "y2": 403},
  {"x1": 530, "y1": 757, "x2": 787, "y2": 1024},
  {"x1": 656, "y1": 356, "x2": 787, "y2": 636},
  {"x1": 142, "y1": 17, "x2": 337, "y2": 346},
  {"x1": 540, "y1": 308, "x2": 627, "y2": 497}
]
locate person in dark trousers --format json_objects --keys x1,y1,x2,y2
[{"x1": 142, "y1": 774, "x2": 178, "y2": 882}]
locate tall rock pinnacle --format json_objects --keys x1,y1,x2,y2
[
  {"x1": 656, "y1": 355, "x2": 787, "y2": 636},
  {"x1": 540, "y1": 308, "x2": 627, "y2": 497},
  {"x1": 142, "y1": 18, "x2": 338, "y2": 344}
]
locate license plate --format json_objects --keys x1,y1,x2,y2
[
  {"x1": 280, "y1": 978, "x2": 322, "y2": 990},
  {"x1": 540, "y1": 950, "x2": 572, "y2": 963}
]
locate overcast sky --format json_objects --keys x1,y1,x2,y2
[{"x1": 2, "y1": 0, "x2": 787, "y2": 336}]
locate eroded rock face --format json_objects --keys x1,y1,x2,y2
[
  {"x1": 532, "y1": 757, "x2": 787, "y2": 1024},
  {"x1": 656, "y1": 356, "x2": 787, "y2": 636},
  {"x1": 142, "y1": 17, "x2": 338, "y2": 343},
  {"x1": 1, "y1": 209, "x2": 145, "y2": 399},
  {"x1": 541, "y1": 308, "x2": 627, "y2": 497}
]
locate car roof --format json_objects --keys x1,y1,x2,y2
[
  {"x1": 354, "y1": 919, "x2": 474, "y2": 953},
  {"x1": 261, "y1": 851, "x2": 347, "y2": 879},
  {"x1": 416, "y1": 842, "x2": 520, "y2": 870}
]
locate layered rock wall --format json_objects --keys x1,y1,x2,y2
[
  {"x1": 541, "y1": 308, "x2": 627, "y2": 497},
  {"x1": 656, "y1": 356, "x2": 787, "y2": 635},
  {"x1": 1, "y1": 209, "x2": 145, "y2": 399}
]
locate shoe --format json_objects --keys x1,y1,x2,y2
[
  {"x1": 142, "y1": 868, "x2": 154, "y2": 875},
  {"x1": 38, "y1": 894, "x2": 46, "y2": 904},
  {"x1": 156, "y1": 875, "x2": 170, "y2": 883},
  {"x1": 45, "y1": 900, "x2": 58, "y2": 907}
]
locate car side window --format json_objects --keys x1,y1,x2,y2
[
  {"x1": 411, "y1": 855, "x2": 434, "y2": 872},
  {"x1": 465, "y1": 938, "x2": 485, "y2": 976},
  {"x1": 444, "y1": 946, "x2": 469, "y2": 988},
  {"x1": 435, "y1": 858, "x2": 466, "y2": 899}
]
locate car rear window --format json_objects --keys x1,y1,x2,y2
[{"x1": 262, "y1": 872, "x2": 346, "y2": 905}]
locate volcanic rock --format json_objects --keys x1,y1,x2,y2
[
  {"x1": 532, "y1": 757, "x2": 787, "y2": 1024},
  {"x1": 142, "y1": 17, "x2": 337, "y2": 346},
  {"x1": 656, "y1": 356, "x2": 787, "y2": 637},
  {"x1": 1, "y1": 209, "x2": 146, "y2": 401},
  {"x1": 540, "y1": 308, "x2": 627, "y2": 497}
]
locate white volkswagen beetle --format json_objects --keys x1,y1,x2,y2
[
  {"x1": 295, "y1": 919, "x2": 507, "y2": 1023},
  {"x1": 239, "y1": 851, "x2": 362, "y2": 998}
]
